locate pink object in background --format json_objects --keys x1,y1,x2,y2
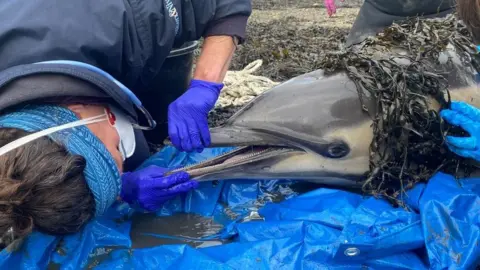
[{"x1": 325, "y1": 0, "x2": 344, "y2": 17}]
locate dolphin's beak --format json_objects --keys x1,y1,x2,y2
[
  {"x1": 164, "y1": 145, "x2": 303, "y2": 180},
  {"x1": 163, "y1": 127, "x2": 292, "y2": 148},
  {"x1": 208, "y1": 127, "x2": 289, "y2": 147},
  {"x1": 163, "y1": 127, "x2": 287, "y2": 147},
  {"x1": 161, "y1": 126, "x2": 308, "y2": 180}
]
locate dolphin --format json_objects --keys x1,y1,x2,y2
[
  {"x1": 165, "y1": 38, "x2": 480, "y2": 190},
  {"x1": 168, "y1": 71, "x2": 375, "y2": 188},
  {"x1": 164, "y1": 57, "x2": 480, "y2": 189}
]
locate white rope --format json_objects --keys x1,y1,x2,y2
[{"x1": 215, "y1": 60, "x2": 280, "y2": 109}]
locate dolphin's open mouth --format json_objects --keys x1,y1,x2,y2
[{"x1": 165, "y1": 146, "x2": 302, "y2": 179}]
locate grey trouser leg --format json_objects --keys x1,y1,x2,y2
[{"x1": 346, "y1": 0, "x2": 456, "y2": 46}]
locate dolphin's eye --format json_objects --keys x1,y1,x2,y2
[{"x1": 326, "y1": 142, "x2": 349, "y2": 158}]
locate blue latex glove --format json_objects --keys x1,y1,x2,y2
[
  {"x1": 168, "y1": 79, "x2": 224, "y2": 152},
  {"x1": 120, "y1": 165, "x2": 199, "y2": 212},
  {"x1": 440, "y1": 101, "x2": 480, "y2": 161}
]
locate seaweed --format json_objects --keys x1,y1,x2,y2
[
  {"x1": 318, "y1": 14, "x2": 480, "y2": 205},
  {"x1": 230, "y1": 16, "x2": 349, "y2": 81}
]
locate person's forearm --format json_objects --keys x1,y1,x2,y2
[{"x1": 193, "y1": 36, "x2": 237, "y2": 83}]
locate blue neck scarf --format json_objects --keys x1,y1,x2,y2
[{"x1": 0, "y1": 105, "x2": 121, "y2": 216}]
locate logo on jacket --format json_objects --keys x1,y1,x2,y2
[{"x1": 165, "y1": 0, "x2": 180, "y2": 36}]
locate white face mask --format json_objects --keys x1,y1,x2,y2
[{"x1": 107, "y1": 105, "x2": 136, "y2": 161}]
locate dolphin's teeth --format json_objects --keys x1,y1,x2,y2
[
  {"x1": 165, "y1": 146, "x2": 296, "y2": 178},
  {"x1": 187, "y1": 147, "x2": 294, "y2": 179},
  {"x1": 165, "y1": 146, "x2": 249, "y2": 175},
  {"x1": 221, "y1": 147, "x2": 270, "y2": 163}
]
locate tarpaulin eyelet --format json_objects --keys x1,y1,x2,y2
[{"x1": 344, "y1": 247, "x2": 360, "y2": 257}]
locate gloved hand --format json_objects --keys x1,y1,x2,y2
[
  {"x1": 120, "y1": 165, "x2": 199, "y2": 212},
  {"x1": 168, "y1": 79, "x2": 224, "y2": 153},
  {"x1": 440, "y1": 101, "x2": 480, "y2": 161}
]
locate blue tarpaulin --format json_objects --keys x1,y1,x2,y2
[{"x1": 1, "y1": 146, "x2": 479, "y2": 269}]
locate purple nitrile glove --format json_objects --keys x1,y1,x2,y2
[
  {"x1": 120, "y1": 165, "x2": 199, "y2": 212},
  {"x1": 168, "y1": 79, "x2": 224, "y2": 153}
]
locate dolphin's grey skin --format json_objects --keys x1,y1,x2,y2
[
  {"x1": 165, "y1": 16, "x2": 480, "y2": 189},
  {"x1": 201, "y1": 71, "x2": 373, "y2": 187},
  {"x1": 166, "y1": 71, "x2": 372, "y2": 187},
  {"x1": 166, "y1": 55, "x2": 480, "y2": 188}
]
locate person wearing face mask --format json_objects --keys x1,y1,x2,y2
[{"x1": 0, "y1": 0, "x2": 251, "y2": 249}]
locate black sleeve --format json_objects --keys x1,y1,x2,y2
[
  {"x1": 0, "y1": 0, "x2": 252, "y2": 92},
  {"x1": 172, "y1": 0, "x2": 252, "y2": 45},
  {"x1": 0, "y1": 0, "x2": 151, "y2": 88},
  {"x1": 127, "y1": 0, "x2": 252, "y2": 87}
]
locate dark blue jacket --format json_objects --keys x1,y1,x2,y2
[
  {"x1": 0, "y1": 0, "x2": 251, "y2": 169},
  {"x1": 0, "y1": 0, "x2": 251, "y2": 89}
]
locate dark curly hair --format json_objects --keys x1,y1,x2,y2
[{"x1": 0, "y1": 128, "x2": 95, "y2": 251}]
